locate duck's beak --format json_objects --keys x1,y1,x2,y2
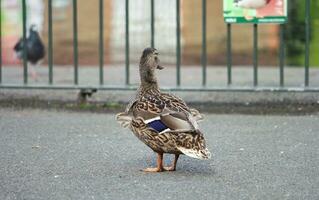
[{"x1": 157, "y1": 65, "x2": 164, "y2": 70}]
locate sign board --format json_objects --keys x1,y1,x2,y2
[{"x1": 224, "y1": 0, "x2": 287, "y2": 24}]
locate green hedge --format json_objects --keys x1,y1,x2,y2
[{"x1": 285, "y1": 0, "x2": 319, "y2": 67}]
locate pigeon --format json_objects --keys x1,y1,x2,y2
[{"x1": 14, "y1": 25, "x2": 45, "y2": 80}]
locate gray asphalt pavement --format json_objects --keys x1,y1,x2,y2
[{"x1": 0, "y1": 108, "x2": 318, "y2": 200}]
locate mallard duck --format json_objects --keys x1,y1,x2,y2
[{"x1": 116, "y1": 47, "x2": 211, "y2": 172}]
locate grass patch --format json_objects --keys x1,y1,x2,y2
[{"x1": 102, "y1": 102, "x2": 122, "y2": 109}]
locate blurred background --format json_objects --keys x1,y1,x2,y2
[{"x1": 2, "y1": 0, "x2": 318, "y2": 67}]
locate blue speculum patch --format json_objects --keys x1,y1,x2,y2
[{"x1": 147, "y1": 120, "x2": 168, "y2": 132}]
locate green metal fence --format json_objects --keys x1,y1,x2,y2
[{"x1": 0, "y1": 0, "x2": 318, "y2": 92}]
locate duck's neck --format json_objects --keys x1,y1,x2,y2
[
  {"x1": 139, "y1": 79, "x2": 159, "y2": 93},
  {"x1": 139, "y1": 66, "x2": 159, "y2": 86},
  {"x1": 139, "y1": 68, "x2": 160, "y2": 93}
]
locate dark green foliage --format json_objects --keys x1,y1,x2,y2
[
  {"x1": 310, "y1": 1, "x2": 319, "y2": 66},
  {"x1": 284, "y1": 0, "x2": 307, "y2": 66}
]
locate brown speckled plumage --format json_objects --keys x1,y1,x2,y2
[{"x1": 116, "y1": 47, "x2": 211, "y2": 172}]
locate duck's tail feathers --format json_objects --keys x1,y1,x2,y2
[
  {"x1": 190, "y1": 108, "x2": 204, "y2": 122},
  {"x1": 177, "y1": 146, "x2": 211, "y2": 160},
  {"x1": 116, "y1": 112, "x2": 132, "y2": 128}
]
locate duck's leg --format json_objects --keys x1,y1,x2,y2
[
  {"x1": 142, "y1": 152, "x2": 164, "y2": 172},
  {"x1": 164, "y1": 154, "x2": 179, "y2": 171}
]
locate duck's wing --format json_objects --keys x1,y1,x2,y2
[
  {"x1": 124, "y1": 97, "x2": 138, "y2": 113},
  {"x1": 133, "y1": 92, "x2": 201, "y2": 132},
  {"x1": 161, "y1": 93, "x2": 204, "y2": 121}
]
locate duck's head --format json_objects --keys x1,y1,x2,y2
[
  {"x1": 140, "y1": 47, "x2": 163, "y2": 70},
  {"x1": 139, "y1": 47, "x2": 163, "y2": 85}
]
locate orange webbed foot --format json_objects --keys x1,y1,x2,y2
[
  {"x1": 141, "y1": 167, "x2": 164, "y2": 173},
  {"x1": 164, "y1": 166, "x2": 176, "y2": 171}
]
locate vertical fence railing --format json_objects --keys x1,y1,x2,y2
[
  {"x1": 125, "y1": 0, "x2": 130, "y2": 85},
  {"x1": 48, "y1": 0, "x2": 53, "y2": 84},
  {"x1": 99, "y1": 0, "x2": 104, "y2": 85},
  {"x1": 176, "y1": 0, "x2": 181, "y2": 87},
  {"x1": 72, "y1": 0, "x2": 78, "y2": 85},
  {"x1": 201, "y1": 0, "x2": 207, "y2": 86},
  {"x1": 226, "y1": 24, "x2": 232, "y2": 85},
  {"x1": 0, "y1": 0, "x2": 2, "y2": 84},
  {"x1": 279, "y1": 24, "x2": 285, "y2": 87},
  {"x1": 0, "y1": 1, "x2": 318, "y2": 92},
  {"x1": 305, "y1": 0, "x2": 310, "y2": 87},
  {"x1": 253, "y1": 24, "x2": 258, "y2": 87},
  {"x1": 22, "y1": 0, "x2": 28, "y2": 84},
  {"x1": 150, "y1": 0, "x2": 155, "y2": 48}
]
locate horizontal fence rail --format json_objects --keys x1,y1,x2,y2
[{"x1": 0, "y1": 0, "x2": 317, "y2": 92}]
